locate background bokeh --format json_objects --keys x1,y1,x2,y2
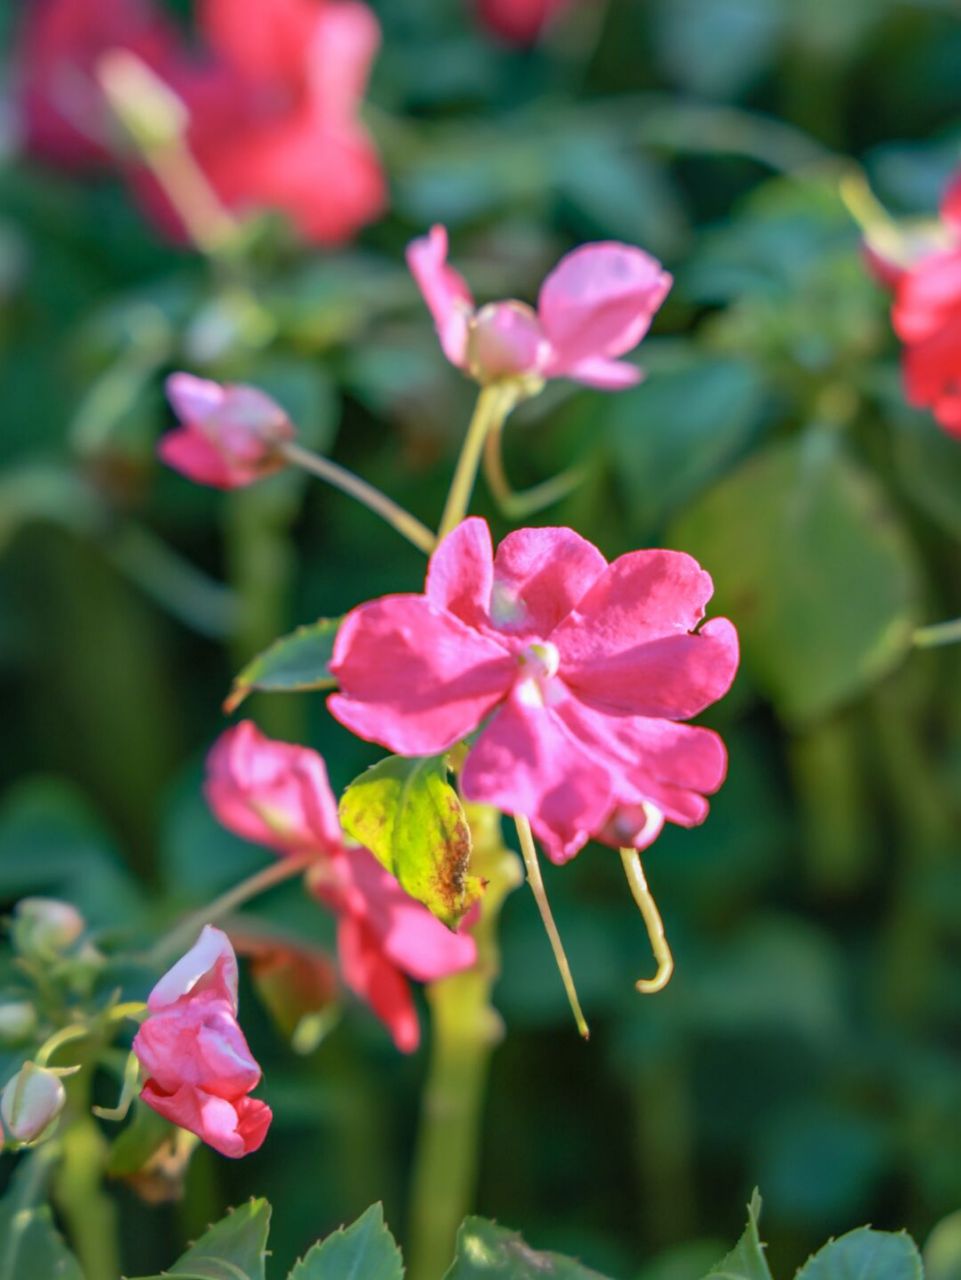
[{"x1": 2, "y1": 0, "x2": 961, "y2": 1276}]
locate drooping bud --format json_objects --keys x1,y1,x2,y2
[
  {"x1": 0, "y1": 1001, "x2": 38, "y2": 1046},
  {"x1": 0, "y1": 1063, "x2": 67, "y2": 1144},
  {"x1": 12, "y1": 898, "x2": 85, "y2": 961}
]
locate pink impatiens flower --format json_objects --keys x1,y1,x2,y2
[
  {"x1": 158, "y1": 373, "x2": 295, "y2": 489},
  {"x1": 206, "y1": 723, "x2": 477, "y2": 1051},
  {"x1": 329, "y1": 518, "x2": 738, "y2": 863},
  {"x1": 407, "y1": 225, "x2": 672, "y2": 389},
  {"x1": 133, "y1": 925, "x2": 272, "y2": 1158}
]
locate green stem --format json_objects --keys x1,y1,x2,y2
[
  {"x1": 407, "y1": 807, "x2": 522, "y2": 1280},
  {"x1": 149, "y1": 852, "x2": 314, "y2": 967},
  {"x1": 0, "y1": 1145, "x2": 62, "y2": 1278},
  {"x1": 437, "y1": 386, "x2": 515, "y2": 540},
  {"x1": 619, "y1": 846, "x2": 674, "y2": 995},
  {"x1": 280, "y1": 442, "x2": 436, "y2": 555},
  {"x1": 482, "y1": 418, "x2": 588, "y2": 518},
  {"x1": 514, "y1": 815, "x2": 590, "y2": 1039},
  {"x1": 914, "y1": 617, "x2": 961, "y2": 648},
  {"x1": 53, "y1": 1116, "x2": 120, "y2": 1280}
]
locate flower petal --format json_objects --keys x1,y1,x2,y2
[
  {"x1": 337, "y1": 916, "x2": 420, "y2": 1052},
  {"x1": 140, "y1": 1082, "x2": 271, "y2": 1158},
  {"x1": 559, "y1": 355, "x2": 644, "y2": 390},
  {"x1": 306, "y1": 1, "x2": 380, "y2": 122},
  {"x1": 425, "y1": 516, "x2": 494, "y2": 631},
  {"x1": 461, "y1": 691, "x2": 613, "y2": 863},
  {"x1": 489, "y1": 526, "x2": 607, "y2": 641},
  {"x1": 328, "y1": 596, "x2": 514, "y2": 755},
  {"x1": 539, "y1": 242, "x2": 671, "y2": 374},
  {"x1": 406, "y1": 225, "x2": 474, "y2": 367},
  {"x1": 158, "y1": 427, "x2": 239, "y2": 488},
  {"x1": 147, "y1": 925, "x2": 238, "y2": 1013}
]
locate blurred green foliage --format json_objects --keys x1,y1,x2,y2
[{"x1": 2, "y1": 0, "x2": 961, "y2": 1277}]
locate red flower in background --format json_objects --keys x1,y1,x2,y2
[
  {"x1": 15, "y1": 0, "x2": 177, "y2": 169},
  {"x1": 475, "y1": 0, "x2": 572, "y2": 45},
  {"x1": 890, "y1": 177, "x2": 961, "y2": 438},
  {"x1": 15, "y1": 0, "x2": 387, "y2": 245}
]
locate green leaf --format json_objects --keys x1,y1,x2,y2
[
  {"x1": 339, "y1": 755, "x2": 481, "y2": 928},
  {"x1": 128, "y1": 1199, "x2": 271, "y2": 1280},
  {"x1": 924, "y1": 1209, "x2": 961, "y2": 1280},
  {"x1": 706, "y1": 1191, "x2": 773, "y2": 1280},
  {"x1": 669, "y1": 433, "x2": 920, "y2": 724},
  {"x1": 288, "y1": 1204, "x2": 402, "y2": 1280},
  {"x1": 444, "y1": 1217, "x2": 612, "y2": 1278},
  {"x1": 795, "y1": 1228, "x2": 923, "y2": 1280},
  {"x1": 0, "y1": 1155, "x2": 83, "y2": 1280},
  {"x1": 225, "y1": 618, "x2": 341, "y2": 713}
]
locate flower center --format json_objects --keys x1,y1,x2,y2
[{"x1": 519, "y1": 641, "x2": 560, "y2": 680}]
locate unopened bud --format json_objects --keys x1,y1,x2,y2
[
  {"x1": 98, "y1": 49, "x2": 189, "y2": 154},
  {"x1": 0, "y1": 1001, "x2": 38, "y2": 1045},
  {"x1": 64, "y1": 943, "x2": 107, "y2": 998},
  {"x1": 1, "y1": 1063, "x2": 67, "y2": 1144},
  {"x1": 13, "y1": 898, "x2": 85, "y2": 960},
  {"x1": 466, "y1": 301, "x2": 550, "y2": 385}
]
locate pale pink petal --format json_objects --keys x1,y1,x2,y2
[
  {"x1": 489, "y1": 526, "x2": 607, "y2": 641},
  {"x1": 165, "y1": 372, "x2": 225, "y2": 424},
  {"x1": 158, "y1": 427, "x2": 238, "y2": 488},
  {"x1": 425, "y1": 516, "x2": 495, "y2": 631},
  {"x1": 466, "y1": 301, "x2": 550, "y2": 381},
  {"x1": 539, "y1": 242, "x2": 672, "y2": 376},
  {"x1": 307, "y1": 1, "x2": 380, "y2": 121},
  {"x1": 147, "y1": 925, "x2": 238, "y2": 1012},
  {"x1": 336, "y1": 847, "x2": 477, "y2": 982},
  {"x1": 328, "y1": 596, "x2": 515, "y2": 755},
  {"x1": 564, "y1": 617, "x2": 740, "y2": 720},
  {"x1": 406, "y1": 226, "x2": 474, "y2": 367},
  {"x1": 461, "y1": 690, "x2": 614, "y2": 863},
  {"x1": 559, "y1": 355, "x2": 644, "y2": 389},
  {"x1": 205, "y1": 722, "x2": 342, "y2": 856},
  {"x1": 337, "y1": 916, "x2": 420, "y2": 1052}
]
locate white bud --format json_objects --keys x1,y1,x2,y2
[
  {"x1": 1, "y1": 1064, "x2": 66, "y2": 1143},
  {"x1": 0, "y1": 1002, "x2": 38, "y2": 1045},
  {"x1": 13, "y1": 898, "x2": 85, "y2": 959}
]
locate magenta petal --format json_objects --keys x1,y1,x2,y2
[
  {"x1": 489, "y1": 526, "x2": 606, "y2": 640},
  {"x1": 406, "y1": 225, "x2": 474, "y2": 367},
  {"x1": 425, "y1": 517, "x2": 495, "y2": 630},
  {"x1": 306, "y1": 1, "x2": 380, "y2": 120},
  {"x1": 565, "y1": 616, "x2": 740, "y2": 720},
  {"x1": 539, "y1": 242, "x2": 672, "y2": 374},
  {"x1": 941, "y1": 174, "x2": 961, "y2": 234},
  {"x1": 329, "y1": 596, "x2": 515, "y2": 755},
  {"x1": 560, "y1": 356, "x2": 644, "y2": 389},
  {"x1": 141, "y1": 1083, "x2": 270, "y2": 1158},
  {"x1": 336, "y1": 847, "x2": 477, "y2": 982},
  {"x1": 461, "y1": 692, "x2": 613, "y2": 863},
  {"x1": 158, "y1": 427, "x2": 238, "y2": 488},
  {"x1": 553, "y1": 548, "x2": 718, "y2": 664},
  {"x1": 337, "y1": 915, "x2": 420, "y2": 1052}
]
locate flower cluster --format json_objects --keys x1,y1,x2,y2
[
  {"x1": 15, "y1": 0, "x2": 385, "y2": 244},
  {"x1": 133, "y1": 925, "x2": 272, "y2": 1158},
  {"x1": 206, "y1": 721, "x2": 477, "y2": 1052},
  {"x1": 330, "y1": 518, "x2": 738, "y2": 862}
]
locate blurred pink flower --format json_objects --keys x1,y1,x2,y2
[
  {"x1": 407, "y1": 225, "x2": 672, "y2": 388},
  {"x1": 329, "y1": 518, "x2": 737, "y2": 862},
  {"x1": 475, "y1": 0, "x2": 571, "y2": 44},
  {"x1": 133, "y1": 925, "x2": 272, "y2": 1158},
  {"x1": 158, "y1": 373, "x2": 295, "y2": 489},
  {"x1": 206, "y1": 723, "x2": 477, "y2": 1051},
  {"x1": 890, "y1": 177, "x2": 961, "y2": 438},
  {"x1": 169, "y1": 0, "x2": 386, "y2": 244},
  {"x1": 14, "y1": 0, "x2": 177, "y2": 169}
]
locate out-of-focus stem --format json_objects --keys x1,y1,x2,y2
[
  {"x1": 280, "y1": 442, "x2": 436, "y2": 555},
  {"x1": 483, "y1": 418, "x2": 588, "y2": 518},
  {"x1": 514, "y1": 815, "x2": 590, "y2": 1039},
  {"x1": 53, "y1": 1107, "x2": 120, "y2": 1280},
  {"x1": 914, "y1": 617, "x2": 961, "y2": 648},
  {"x1": 407, "y1": 807, "x2": 522, "y2": 1280},
  {"x1": 438, "y1": 385, "x2": 515, "y2": 540}
]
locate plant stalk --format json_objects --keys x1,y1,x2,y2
[{"x1": 437, "y1": 385, "x2": 514, "y2": 540}]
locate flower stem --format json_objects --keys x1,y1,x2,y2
[
  {"x1": 53, "y1": 1114, "x2": 120, "y2": 1280},
  {"x1": 280, "y1": 441, "x2": 436, "y2": 555},
  {"x1": 514, "y1": 815, "x2": 590, "y2": 1039},
  {"x1": 437, "y1": 385, "x2": 515, "y2": 540},
  {"x1": 483, "y1": 417, "x2": 588, "y2": 518},
  {"x1": 407, "y1": 806, "x2": 522, "y2": 1280},
  {"x1": 619, "y1": 847, "x2": 674, "y2": 994},
  {"x1": 148, "y1": 853, "x2": 314, "y2": 967},
  {"x1": 914, "y1": 616, "x2": 961, "y2": 648}
]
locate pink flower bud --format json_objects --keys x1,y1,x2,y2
[
  {"x1": 1, "y1": 1063, "x2": 66, "y2": 1144},
  {"x1": 466, "y1": 302, "x2": 551, "y2": 384},
  {"x1": 12, "y1": 898, "x2": 85, "y2": 959},
  {"x1": 133, "y1": 926, "x2": 271, "y2": 1159},
  {"x1": 158, "y1": 374, "x2": 296, "y2": 489}
]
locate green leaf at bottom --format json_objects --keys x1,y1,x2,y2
[
  {"x1": 706, "y1": 1191, "x2": 773, "y2": 1280},
  {"x1": 288, "y1": 1204, "x2": 402, "y2": 1280},
  {"x1": 444, "y1": 1216, "x2": 613, "y2": 1279},
  {"x1": 128, "y1": 1199, "x2": 270, "y2": 1280},
  {"x1": 795, "y1": 1227, "x2": 923, "y2": 1280}
]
